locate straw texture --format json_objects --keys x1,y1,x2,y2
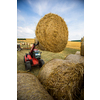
[
  {"x1": 38, "y1": 59, "x2": 84, "y2": 100},
  {"x1": 17, "y1": 72, "x2": 54, "y2": 100},
  {"x1": 35, "y1": 13, "x2": 68, "y2": 52}
]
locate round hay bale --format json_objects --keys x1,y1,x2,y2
[
  {"x1": 38, "y1": 59, "x2": 66, "y2": 82},
  {"x1": 65, "y1": 54, "x2": 84, "y2": 64},
  {"x1": 75, "y1": 51, "x2": 80, "y2": 55},
  {"x1": 80, "y1": 37, "x2": 84, "y2": 56},
  {"x1": 34, "y1": 37, "x2": 47, "y2": 51},
  {"x1": 35, "y1": 13, "x2": 68, "y2": 52},
  {"x1": 79, "y1": 88, "x2": 84, "y2": 100},
  {"x1": 17, "y1": 72, "x2": 54, "y2": 100},
  {"x1": 38, "y1": 59, "x2": 84, "y2": 100}
]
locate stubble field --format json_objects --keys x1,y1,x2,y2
[{"x1": 17, "y1": 48, "x2": 80, "y2": 76}]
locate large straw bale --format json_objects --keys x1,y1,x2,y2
[
  {"x1": 38, "y1": 59, "x2": 84, "y2": 100},
  {"x1": 75, "y1": 51, "x2": 80, "y2": 55},
  {"x1": 80, "y1": 37, "x2": 84, "y2": 56},
  {"x1": 34, "y1": 37, "x2": 47, "y2": 51},
  {"x1": 65, "y1": 54, "x2": 84, "y2": 64},
  {"x1": 17, "y1": 72, "x2": 54, "y2": 100},
  {"x1": 38, "y1": 59, "x2": 66, "y2": 82},
  {"x1": 79, "y1": 88, "x2": 84, "y2": 100},
  {"x1": 35, "y1": 13, "x2": 68, "y2": 52}
]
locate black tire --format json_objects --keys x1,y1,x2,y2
[
  {"x1": 26, "y1": 54, "x2": 28, "y2": 57},
  {"x1": 39, "y1": 59, "x2": 45, "y2": 67},
  {"x1": 25, "y1": 61, "x2": 31, "y2": 71},
  {"x1": 30, "y1": 59, "x2": 33, "y2": 65}
]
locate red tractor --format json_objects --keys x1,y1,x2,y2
[{"x1": 24, "y1": 42, "x2": 45, "y2": 71}]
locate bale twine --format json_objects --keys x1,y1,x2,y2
[
  {"x1": 17, "y1": 72, "x2": 54, "y2": 100},
  {"x1": 35, "y1": 13, "x2": 68, "y2": 52},
  {"x1": 65, "y1": 54, "x2": 84, "y2": 65},
  {"x1": 38, "y1": 59, "x2": 84, "y2": 100},
  {"x1": 80, "y1": 37, "x2": 84, "y2": 56}
]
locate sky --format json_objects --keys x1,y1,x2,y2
[{"x1": 17, "y1": 0, "x2": 84, "y2": 41}]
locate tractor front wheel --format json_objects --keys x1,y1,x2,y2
[
  {"x1": 25, "y1": 61, "x2": 31, "y2": 71},
  {"x1": 39, "y1": 59, "x2": 45, "y2": 67}
]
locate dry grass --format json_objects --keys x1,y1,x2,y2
[
  {"x1": 17, "y1": 72, "x2": 54, "y2": 100},
  {"x1": 17, "y1": 39, "x2": 81, "y2": 50},
  {"x1": 65, "y1": 54, "x2": 84, "y2": 64},
  {"x1": 17, "y1": 38, "x2": 35, "y2": 44},
  {"x1": 38, "y1": 59, "x2": 84, "y2": 100},
  {"x1": 66, "y1": 41, "x2": 81, "y2": 50},
  {"x1": 17, "y1": 48, "x2": 80, "y2": 76}
]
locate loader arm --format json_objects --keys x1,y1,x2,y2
[{"x1": 30, "y1": 41, "x2": 39, "y2": 56}]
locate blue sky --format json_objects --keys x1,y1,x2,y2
[{"x1": 17, "y1": 0, "x2": 84, "y2": 40}]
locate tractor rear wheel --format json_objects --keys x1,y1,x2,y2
[
  {"x1": 25, "y1": 61, "x2": 31, "y2": 71},
  {"x1": 39, "y1": 59, "x2": 45, "y2": 67}
]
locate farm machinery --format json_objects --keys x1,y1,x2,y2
[
  {"x1": 24, "y1": 42, "x2": 45, "y2": 71},
  {"x1": 17, "y1": 43, "x2": 22, "y2": 51}
]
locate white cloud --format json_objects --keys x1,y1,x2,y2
[
  {"x1": 27, "y1": 0, "x2": 75, "y2": 16},
  {"x1": 17, "y1": 0, "x2": 84, "y2": 40},
  {"x1": 17, "y1": 9, "x2": 21, "y2": 12},
  {"x1": 17, "y1": 9, "x2": 25, "y2": 22},
  {"x1": 17, "y1": 26, "x2": 36, "y2": 38},
  {"x1": 68, "y1": 22, "x2": 84, "y2": 40},
  {"x1": 28, "y1": 0, "x2": 50, "y2": 16}
]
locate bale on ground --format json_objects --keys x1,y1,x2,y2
[
  {"x1": 65, "y1": 54, "x2": 84, "y2": 64},
  {"x1": 75, "y1": 51, "x2": 80, "y2": 55},
  {"x1": 38, "y1": 59, "x2": 84, "y2": 100},
  {"x1": 80, "y1": 37, "x2": 84, "y2": 56},
  {"x1": 17, "y1": 72, "x2": 54, "y2": 100},
  {"x1": 35, "y1": 13, "x2": 68, "y2": 52}
]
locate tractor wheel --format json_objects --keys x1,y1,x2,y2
[
  {"x1": 30, "y1": 59, "x2": 33, "y2": 65},
  {"x1": 26, "y1": 54, "x2": 28, "y2": 57},
  {"x1": 25, "y1": 61, "x2": 31, "y2": 71},
  {"x1": 39, "y1": 59, "x2": 45, "y2": 67}
]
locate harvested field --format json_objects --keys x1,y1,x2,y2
[
  {"x1": 17, "y1": 38, "x2": 35, "y2": 44},
  {"x1": 17, "y1": 72, "x2": 54, "y2": 100},
  {"x1": 66, "y1": 41, "x2": 81, "y2": 50},
  {"x1": 35, "y1": 13, "x2": 68, "y2": 52},
  {"x1": 17, "y1": 38, "x2": 81, "y2": 50},
  {"x1": 38, "y1": 59, "x2": 84, "y2": 100},
  {"x1": 17, "y1": 48, "x2": 80, "y2": 76},
  {"x1": 17, "y1": 48, "x2": 83, "y2": 100}
]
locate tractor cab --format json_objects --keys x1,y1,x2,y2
[{"x1": 33, "y1": 49, "x2": 41, "y2": 59}]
